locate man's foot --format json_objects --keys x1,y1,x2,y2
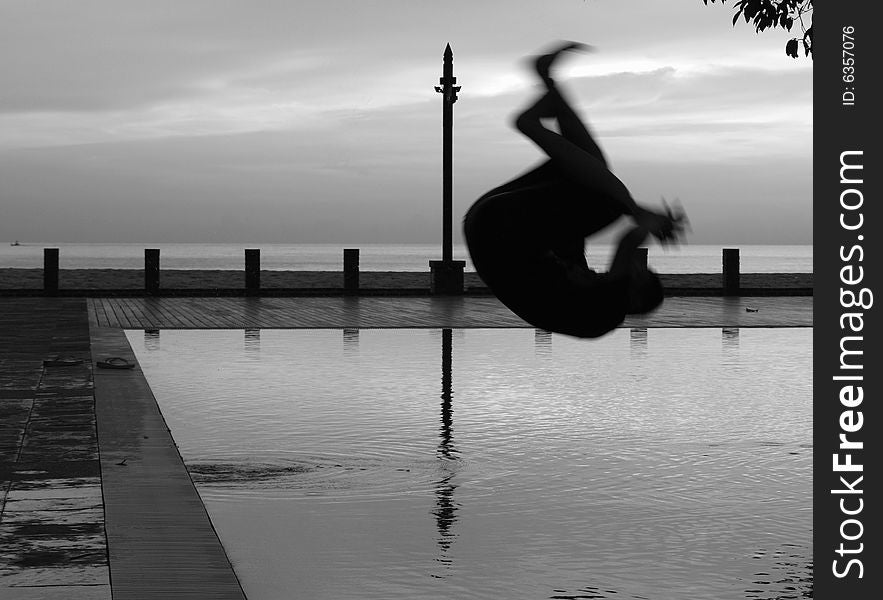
[{"x1": 533, "y1": 41, "x2": 592, "y2": 84}]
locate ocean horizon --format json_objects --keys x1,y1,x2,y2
[{"x1": 1, "y1": 242, "x2": 812, "y2": 274}]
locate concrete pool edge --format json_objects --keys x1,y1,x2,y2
[{"x1": 90, "y1": 324, "x2": 247, "y2": 599}]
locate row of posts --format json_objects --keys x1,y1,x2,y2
[
  {"x1": 40, "y1": 247, "x2": 364, "y2": 295},
  {"x1": 38, "y1": 247, "x2": 743, "y2": 295}
]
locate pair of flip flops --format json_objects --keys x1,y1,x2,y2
[{"x1": 96, "y1": 357, "x2": 136, "y2": 370}]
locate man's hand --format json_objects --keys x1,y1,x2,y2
[{"x1": 633, "y1": 199, "x2": 688, "y2": 246}]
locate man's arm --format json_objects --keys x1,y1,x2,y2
[{"x1": 607, "y1": 226, "x2": 650, "y2": 281}]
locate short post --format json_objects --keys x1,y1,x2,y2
[
  {"x1": 245, "y1": 249, "x2": 260, "y2": 293},
  {"x1": 43, "y1": 248, "x2": 59, "y2": 294},
  {"x1": 722, "y1": 248, "x2": 740, "y2": 295},
  {"x1": 430, "y1": 260, "x2": 466, "y2": 294},
  {"x1": 343, "y1": 249, "x2": 359, "y2": 293},
  {"x1": 636, "y1": 247, "x2": 648, "y2": 270},
  {"x1": 145, "y1": 249, "x2": 160, "y2": 296}
]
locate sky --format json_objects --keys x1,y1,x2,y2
[{"x1": 0, "y1": 0, "x2": 812, "y2": 245}]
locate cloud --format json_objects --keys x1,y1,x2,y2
[{"x1": 0, "y1": 0, "x2": 812, "y2": 244}]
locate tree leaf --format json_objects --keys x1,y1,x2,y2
[{"x1": 705, "y1": 0, "x2": 813, "y2": 59}]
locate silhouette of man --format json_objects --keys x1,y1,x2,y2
[{"x1": 464, "y1": 43, "x2": 686, "y2": 338}]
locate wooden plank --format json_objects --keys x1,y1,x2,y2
[
  {"x1": 86, "y1": 298, "x2": 102, "y2": 327},
  {"x1": 86, "y1": 298, "x2": 98, "y2": 327},
  {"x1": 180, "y1": 298, "x2": 221, "y2": 329},
  {"x1": 94, "y1": 298, "x2": 108, "y2": 327},
  {"x1": 111, "y1": 299, "x2": 136, "y2": 328},
  {"x1": 103, "y1": 298, "x2": 122, "y2": 328},
  {"x1": 216, "y1": 297, "x2": 260, "y2": 329},
  {"x1": 144, "y1": 297, "x2": 187, "y2": 329},
  {"x1": 126, "y1": 297, "x2": 155, "y2": 329},
  {"x1": 132, "y1": 298, "x2": 171, "y2": 329},
  {"x1": 99, "y1": 298, "x2": 116, "y2": 328},
  {"x1": 117, "y1": 298, "x2": 147, "y2": 329},
  {"x1": 138, "y1": 298, "x2": 177, "y2": 327},
  {"x1": 129, "y1": 298, "x2": 164, "y2": 329},
  {"x1": 88, "y1": 298, "x2": 108, "y2": 327},
  {"x1": 108, "y1": 297, "x2": 135, "y2": 328},
  {"x1": 174, "y1": 299, "x2": 207, "y2": 327}
]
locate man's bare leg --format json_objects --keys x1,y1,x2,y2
[
  {"x1": 533, "y1": 42, "x2": 609, "y2": 168},
  {"x1": 514, "y1": 91, "x2": 640, "y2": 218},
  {"x1": 514, "y1": 83, "x2": 683, "y2": 245}
]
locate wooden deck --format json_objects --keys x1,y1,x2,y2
[{"x1": 87, "y1": 295, "x2": 813, "y2": 330}]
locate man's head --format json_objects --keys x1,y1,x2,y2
[{"x1": 626, "y1": 267, "x2": 664, "y2": 314}]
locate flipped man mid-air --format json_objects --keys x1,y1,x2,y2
[{"x1": 464, "y1": 42, "x2": 688, "y2": 338}]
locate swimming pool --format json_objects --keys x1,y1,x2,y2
[{"x1": 130, "y1": 327, "x2": 812, "y2": 600}]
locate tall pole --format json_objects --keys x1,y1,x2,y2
[{"x1": 435, "y1": 43, "x2": 460, "y2": 263}]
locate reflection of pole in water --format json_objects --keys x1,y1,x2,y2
[
  {"x1": 722, "y1": 327, "x2": 740, "y2": 350},
  {"x1": 439, "y1": 329, "x2": 454, "y2": 458},
  {"x1": 432, "y1": 473, "x2": 458, "y2": 567},
  {"x1": 244, "y1": 328, "x2": 260, "y2": 355},
  {"x1": 144, "y1": 329, "x2": 160, "y2": 351},
  {"x1": 534, "y1": 328, "x2": 552, "y2": 356},
  {"x1": 343, "y1": 328, "x2": 359, "y2": 356},
  {"x1": 433, "y1": 328, "x2": 459, "y2": 570},
  {"x1": 630, "y1": 327, "x2": 648, "y2": 355}
]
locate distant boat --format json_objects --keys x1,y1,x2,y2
[{"x1": 10, "y1": 241, "x2": 21, "y2": 246}]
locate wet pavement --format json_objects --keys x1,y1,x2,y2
[{"x1": 0, "y1": 299, "x2": 110, "y2": 599}]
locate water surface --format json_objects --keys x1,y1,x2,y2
[{"x1": 131, "y1": 328, "x2": 812, "y2": 600}]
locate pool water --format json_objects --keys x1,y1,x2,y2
[{"x1": 130, "y1": 327, "x2": 812, "y2": 600}]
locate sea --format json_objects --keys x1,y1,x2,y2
[{"x1": 1, "y1": 242, "x2": 812, "y2": 273}]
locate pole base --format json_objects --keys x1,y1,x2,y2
[{"x1": 429, "y1": 260, "x2": 466, "y2": 295}]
